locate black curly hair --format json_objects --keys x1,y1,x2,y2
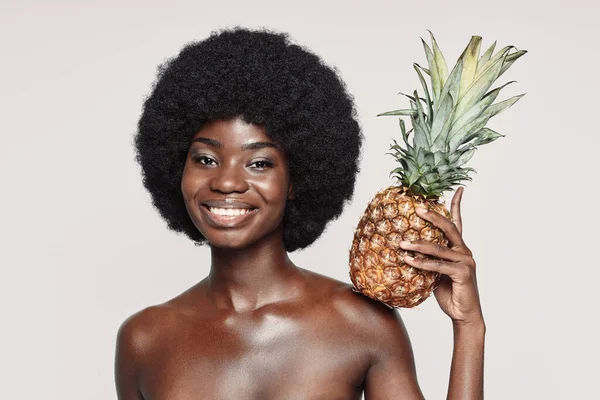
[{"x1": 134, "y1": 27, "x2": 362, "y2": 252}]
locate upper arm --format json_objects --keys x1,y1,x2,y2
[
  {"x1": 114, "y1": 313, "x2": 147, "y2": 400},
  {"x1": 363, "y1": 307, "x2": 425, "y2": 400}
]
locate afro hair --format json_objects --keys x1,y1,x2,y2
[{"x1": 134, "y1": 27, "x2": 362, "y2": 252}]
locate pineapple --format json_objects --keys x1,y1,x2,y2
[{"x1": 349, "y1": 32, "x2": 526, "y2": 308}]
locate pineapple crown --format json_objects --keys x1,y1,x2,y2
[{"x1": 379, "y1": 31, "x2": 526, "y2": 198}]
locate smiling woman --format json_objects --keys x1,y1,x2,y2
[
  {"x1": 116, "y1": 27, "x2": 484, "y2": 400},
  {"x1": 181, "y1": 118, "x2": 294, "y2": 250},
  {"x1": 133, "y1": 27, "x2": 362, "y2": 252}
]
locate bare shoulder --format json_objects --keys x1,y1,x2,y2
[
  {"x1": 115, "y1": 304, "x2": 180, "y2": 399},
  {"x1": 115, "y1": 280, "x2": 215, "y2": 352},
  {"x1": 302, "y1": 270, "x2": 423, "y2": 396},
  {"x1": 116, "y1": 303, "x2": 177, "y2": 358},
  {"x1": 301, "y1": 268, "x2": 408, "y2": 342}
]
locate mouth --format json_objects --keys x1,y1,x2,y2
[{"x1": 200, "y1": 204, "x2": 259, "y2": 228}]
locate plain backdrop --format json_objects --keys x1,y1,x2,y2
[{"x1": 2, "y1": 0, "x2": 598, "y2": 398}]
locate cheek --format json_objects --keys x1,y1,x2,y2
[
  {"x1": 181, "y1": 165, "x2": 199, "y2": 203},
  {"x1": 253, "y1": 174, "x2": 290, "y2": 204}
]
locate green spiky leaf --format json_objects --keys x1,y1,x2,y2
[
  {"x1": 458, "y1": 36, "x2": 482, "y2": 98},
  {"x1": 477, "y1": 41, "x2": 497, "y2": 73},
  {"x1": 377, "y1": 109, "x2": 418, "y2": 117},
  {"x1": 378, "y1": 32, "x2": 525, "y2": 198},
  {"x1": 428, "y1": 31, "x2": 449, "y2": 95},
  {"x1": 414, "y1": 63, "x2": 433, "y2": 122},
  {"x1": 500, "y1": 49, "x2": 527, "y2": 76}
]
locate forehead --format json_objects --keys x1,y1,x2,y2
[{"x1": 191, "y1": 117, "x2": 273, "y2": 145}]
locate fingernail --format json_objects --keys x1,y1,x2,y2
[
  {"x1": 400, "y1": 241, "x2": 411, "y2": 247},
  {"x1": 404, "y1": 255, "x2": 414, "y2": 261},
  {"x1": 417, "y1": 207, "x2": 428, "y2": 213}
]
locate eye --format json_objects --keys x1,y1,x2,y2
[
  {"x1": 192, "y1": 154, "x2": 217, "y2": 166},
  {"x1": 249, "y1": 160, "x2": 273, "y2": 170}
]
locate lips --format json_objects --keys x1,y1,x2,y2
[
  {"x1": 209, "y1": 207, "x2": 258, "y2": 218},
  {"x1": 203, "y1": 199, "x2": 256, "y2": 209},
  {"x1": 199, "y1": 199, "x2": 258, "y2": 228}
]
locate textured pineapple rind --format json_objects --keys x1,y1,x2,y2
[{"x1": 349, "y1": 186, "x2": 451, "y2": 309}]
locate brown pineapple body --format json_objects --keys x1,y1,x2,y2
[{"x1": 349, "y1": 186, "x2": 451, "y2": 308}]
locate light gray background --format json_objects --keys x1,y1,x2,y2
[{"x1": 2, "y1": 0, "x2": 598, "y2": 398}]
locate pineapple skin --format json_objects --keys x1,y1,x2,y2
[{"x1": 349, "y1": 186, "x2": 451, "y2": 308}]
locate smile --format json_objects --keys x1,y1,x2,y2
[
  {"x1": 208, "y1": 207, "x2": 253, "y2": 216},
  {"x1": 200, "y1": 205, "x2": 259, "y2": 227}
]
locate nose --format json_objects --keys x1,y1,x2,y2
[{"x1": 209, "y1": 162, "x2": 249, "y2": 194}]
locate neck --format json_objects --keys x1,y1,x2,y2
[{"x1": 206, "y1": 229, "x2": 303, "y2": 312}]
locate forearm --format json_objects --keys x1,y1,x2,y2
[{"x1": 446, "y1": 320, "x2": 486, "y2": 400}]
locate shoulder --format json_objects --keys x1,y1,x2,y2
[
  {"x1": 117, "y1": 303, "x2": 173, "y2": 333},
  {"x1": 116, "y1": 281, "x2": 213, "y2": 348},
  {"x1": 114, "y1": 304, "x2": 171, "y2": 398},
  {"x1": 116, "y1": 305, "x2": 163, "y2": 350},
  {"x1": 335, "y1": 283, "x2": 410, "y2": 346},
  {"x1": 115, "y1": 303, "x2": 183, "y2": 362},
  {"x1": 301, "y1": 268, "x2": 409, "y2": 343},
  {"x1": 308, "y1": 274, "x2": 423, "y2": 396}
]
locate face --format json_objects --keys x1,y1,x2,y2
[{"x1": 181, "y1": 116, "x2": 294, "y2": 250}]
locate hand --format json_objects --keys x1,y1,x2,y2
[{"x1": 399, "y1": 187, "x2": 484, "y2": 326}]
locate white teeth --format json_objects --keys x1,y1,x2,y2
[{"x1": 208, "y1": 207, "x2": 251, "y2": 216}]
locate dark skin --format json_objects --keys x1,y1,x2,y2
[{"x1": 115, "y1": 116, "x2": 485, "y2": 399}]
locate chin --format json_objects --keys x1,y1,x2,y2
[
  {"x1": 200, "y1": 229, "x2": 258, "y2": 250},
  {"x1": 203, "y1": 225, "x2": 285, "y2": 251}
]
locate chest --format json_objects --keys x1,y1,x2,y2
[{"x1": 138, "y1": 311, "x2": 369, "y2": 399}]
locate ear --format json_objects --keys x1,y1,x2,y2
[{"x1": 287, "y1": 181, "x2": 296, "y2": 200}]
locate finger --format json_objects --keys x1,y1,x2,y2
[
  {"x1": 451, "y1": 186, "x2": 464, "y2": 235},
  {"x1": 415, "y1": 207, "x2": 469, "y2": 253},
  {"x1": 403, "y1": 255, "x2": 473, "y2": 282},
  {"x1": 399, "y1": 240, "x2": 469, "y2": 263}
]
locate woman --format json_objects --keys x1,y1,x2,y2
[{"x1": 115, "y1": 27, "x2": 485, "y2": 399}]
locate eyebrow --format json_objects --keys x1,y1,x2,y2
[{"x1": 192, "y1": 137, "x2": 279, "y2": 150}]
